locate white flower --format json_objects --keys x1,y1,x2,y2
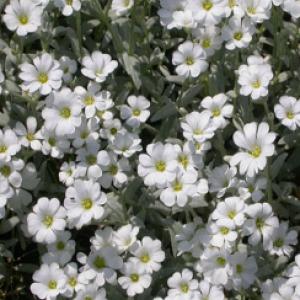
[
  {"x1": 199, "y1": 248, "x2": 232, "y2": 285},
  {"x1": 111, "y1": 132, "x2": 142, "y2": 158},
  {"x1": 208, "y1": 221, "x2": 238, "y2": 248},
  {"x1": 113, "y1": 224, "x2": 139, "y2": 252},
  {"x1": 79, "y1": 247, "x2": 123, "y2": 286},
  {"x1": 42, "y1": 88, "x2": 82, "y2": 136},
  {"x1": 111, "y1": 0, "x2": 134, "y2": 16},
  {"x1": 229, "y1": 251, "x2": 257, "y2": 290},
  {"x1": 172, "y1": 9, "x2": 197, "y2": 29},
  {"x1": 198, "y1": 280, "x2": 225, "y2": 300},
  {"x1": 0, "y1": 128, "x2": 21, "y2": 161},
  {"x1": 243, "y1": 202, "x2": 279, "y2": 246},
  {"x1": 74, "y1": 283, "x2": 107, "y2": 300},
  {"x1": 97, "y1": 150, "x2": 130, "y2": 189},
  {"x1": 81, "y1": 51, "x2": 118, "y2": 83},
  {"x1": 0, "y1": 158, "x2": 24, "y2": 189},
  {"x1": 158, "y1": 0, "x2": 188, "y2": 29},
  {"x1": 211, "y1": 196, "x2": 246, "y2": 227},
  {"x1": 42, "y1": 231, "x2": 75, "y2": 266},
  {"x1": 166, "y1": 268, "x2": 200, "y2": 300},
  {"x1": 54, "y1": 0, "x2": 81, "y2": 16},
  {"x1": 100, "y1": 118, "x2": 125, "y2": 141},
  {"x1": 172, "y1": 41, "x2": 208, "y2": 78},
  {"x1": 118, "y1": 260, "x2": 152, "y2": 297},
  {"x1": 27, "y1": 197, "x2": 66, "y2": 244},
  {"x1": 192, "y1": 26, "x2": 222, "y2": 57},
  {"x1": 59, "y1": 161, "x2": 84, "y2": 187},
  {"x1": 230, "y1": 122, "x2": 276, "y2": 177},
  {"x1": 31, "y1": 263, "x2": 67, "y2": 300},
  {"x1": 240, "y1": 0, "x2": 272, "y2": 23},
  {"x1": 207, "y1": 164, "x2": 238, "y2": 198},
  {"x1": 159, "y1": 171, "x2": 198, "y2": 207},
  {"x1": 138, "y1": 142, "x2": 178, "y2": 187},
  {"x1": 91, "y1": 227, "x2": 115, "y2": 250},
  {"x1": 59, "y1": 56, "x2": 77, "y2": 82},
  {"x1": 62, "y1": 263, "x2": 84, "y2": 298},
  {"x1": 15, "y1": 116, "x2": 42, "y2": 150},
  {"x1": 237, "y1": 55, "x2": 273, "y2": 100},
  {"x1": 222, "y1": 16, "x2": 255, "y2": 50},
  {"x1": 238, "y1": 175, "x2": 267, "y2": 202},
  {"x1": 200, "y1": 93, "x2": 233, "y2": 129},
  {"x1": 265, "y1": 222, "x2": 298, "y2": 257},
  {"x1": 130, "y1": 236, "x2": 165, "y2": 273},
  {"x1": 187, "y1": 0, "x2": 226, "y2": 25},
  {"x1": 64, "y1": 180, "x2": 107, "y2": 229},
  {"x1": 274, "y1": 96, "x2": 300, "y2": 131},
  {"x1": 224, "y1": 0, "x2": 244, "y2": 17},
  {"x1": 282, "y1": 0, "x2": 300, "y2": 18},
  {"x1": 120, "y1": 95, "x2": 151, "y2": 128},
  {"x1": 181, "y1": 111, "x2": 216, "y2": 143},
  {"x1": 286, "y1": 255, "x2": 300, "y2": 292},
  {"x1": 19, "y1": 53, "x2": 63, "y2": 95},
  {"x1": 3, "y1": 0, "x2": 43, "y2": 36}
]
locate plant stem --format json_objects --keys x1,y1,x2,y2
[{"x1": 76, "y1": 12, "x2": 83, "y2": 58}]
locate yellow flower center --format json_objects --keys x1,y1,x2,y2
[
  {"x1": 68, "y1": 277, "x2": 77, "y2": 287},
  {"x1": 228, "y1": 0, "x2": 236, "y2": 8},
  {"x1": 155, "y1": 161, "x2": 166, "y2": 172},
  {"x1": 0, "y1": 145, "x2": 7, "y2": 153},
  {"x1": 81, "y1": 198, "x2": 93, "y2": 210},
  {"x1": 56, "y1": 241, "x2": 65, "y2": 250},
  {"x1": 60, "y1": 107, "x2": 71, "y2": 119},
  {"x1": 0, "y1": 165, "x2": 11, "y2": 177},
  {"x1": 202, "y1": 0, "x2": 213, "y2": 10},
  {"x1": 38, "y1": 73, "x2": 48, "y2": 84},
  {"x1": 109, "y1": 164, "x2": 118, "y2": 175},
  {"x1": 193, "y1": 128, "x2": 203, "y2": 135},
  {"x1": 247, "y1": 6, "x2": 256, "y2": 14},
  {"x1": 43, "y1": 215, "x2": 53, "y2": 228},
  {"x1": 93, "y1": 256, "x2": 106, "y2": 269},
  {"x1": 123, "y1": 0, "x2": 130, "y2": 6},
  {"x1": 66, "y1": 0, "x2": 73, "y2": 5},
  {"x1": 178, "y1": 155, "x2": 189, "y2": 169},
  {"x1": 185, "y1": 56, "x2": 194, "y2": 65},
  {"x1": 84, "y1": 96, "x2": 95, "y2": 106},
  {"x1": 86, "y1": 155, "x2": 97, "y2": 165},
  {"x1": 140, "y1": 253, "x2": 150, "y2": 263},
  {"x1": 173, "y1": 181, "x2": 183, "y2": 192},
  {"x1": 130, "y1": 273, "x2": 139, "y2": 282},
  {"x1": 202, "y1": 39, "x2": 211, "y2": 49},
  {"x1": 132, "y1": 108, "x2": 141, "y2": 116},
  {"x1": 48, "y1": 280, "x2": 57, "y2": 290},
  {"x1": 180, "y1": 283, "x2": 189, "y2": 293},
  {"x1": 228, "y1": 210, "x2": 236, "y2": 219},
  {"x1": 80, "y1": 131, "x2": 89, "y2": 139},
  {"x1": 287, "y1": 111, "x2": 294, "y2": 119},
  {"x1": 84, "y1": 297, "x2": 92, "y2": 300},
  {"x1": 234, "y1": 32, "x2": 243, "y2": 41},
  {"x1": 274, "y1": 238, "x2": 284, "y2": 248},
  {"x1": 236, "y1": 264, "x2": 243, "y2": 274},
  {"x1": 26, "y1": 133, "x2": 35, "y2": 141},
  {"x1": 212, "y1": 108, "x2": 221, "y2": 117},
  {"x1": 48, "y1": 137, "x2": 56, "y2": 146},
  {"x1": 251, "y1": 80, "x2": 261, "y2": 89},
  {"x1": 110, "y1": 128, "x2": 118, "y2": 135},
  {"x1": 19, "y1": 15, "x2": 28, "y2": 25},
  {"x1": 250, "y1": 146, "x2": 261, "y2": 158},
  {"x1": 216, "y1": 256, "x2": 226, "y2": 266},
  {"x1": 256, "y1": 218, "x2": 265, "y2": 230},
  {"x1": 220, "y1": 226, "x2": 230, "y2": 235}
]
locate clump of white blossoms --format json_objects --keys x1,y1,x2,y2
[{"x1": 1, "y1": 0, "x2": 300, "y2": 298}]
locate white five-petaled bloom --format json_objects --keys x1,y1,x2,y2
[
  {"x1": 54, "y1": 0, "x2": 81, "y2": 16},
  {"x1": 120, "y1": 95, "x2": 151, "y2": 128},
  {"x1": 3, "y1": 0, "x2": 43, "y2": 36},
  {"x1": 243, "y1": 202, "x2": 279, "y2": 246},
  {"x1": 237, "y1": 54, "x2": 273, "y2": 100},
  {"x1": 30, "y1": 263, "x2": 67, "y2": 300},
  {"x1": 222, "y1": 16, "x2": 255, "y2": 50},
  {"x1": 138, "y1": 142, "x2": 178, "y2": 187},
  {"x1": 238, "y1": 175, "x2": 267, "y2": 202},
  {"x1": 64, "y1": 179, "x2": 107, "y2": 229},
  {"x1": 15, "y1": 116, "x2": 42, "y2": 150},
  {"x1": 172, "y1": 41, "x2": 208, "y2": 78},
  {"x1": 118, "y1": 260, "x2": 152, "y2": 297},
  {"x1": 200, "y1": 93, "x2": 233, "y2": 129},
  {"x1": 282, "y1": 0, "x2": 300, "y2": 19},
  {"x1": 198, "y1": 280, "x2": 225, "y2": 300},
  {"x1": 0, "y1": 158, "x2": 24, "y2": 189},
  {"x1": 59, "y1": 56, "x2": 77, "y2": 82},
  {"x1": 19, "y1": 53, "x2": 63, "y2": 95},
  {"x1": 130, "y1": 236, "x2": 165, "y2": 273},
  {"x1": 42, "y1": 88, "x2": 82, "y2": 136},
  {"x1": 74, "y1": 283, "x2": 107, "y2": 300},
  {"x1": 274, "y1": 96, "x2": 300, "y2": 131},
  {"x1": 166, "y1": 268, "x2": 200, "y2": 300},
  {"x1": 81, "y1": 51, "x2": 118, "y2": 83},
  {"x1": 62, "y1": 263, "x2": 85, "y2": 298},
  {"x1": 111, "y1": 132, "x2": 142, "y2": 158},
  {"x1": 230, "y1": 122, "x2": 276, "y2": 177},
  {"x1": 240, "y1": 0, "x2": 272, "y2": 23},
  {"x1": 27, "y1": 197, "x2": 66, "y2": 244},
  {"x1": 0, "y1": 128, "x2": 21, "y2": 161},
  {"x1": 187, "y1": 0, "x2": 226, "y2": 25},
  {"x1": 113, "y1": 224, "x2": 139, "y2": 252},
  {"x1": 111, "y1": 0, "x2": 134, "y2": 16},
  {"x1": 181, "y1": 111, "x2": 216, "y2": 143}
]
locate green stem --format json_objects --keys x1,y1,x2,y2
[{"x1": 76, "y1": 12, "x2": 83, "y2": 58}]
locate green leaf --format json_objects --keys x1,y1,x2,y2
[
  {"x1": 0, "y1": 216, "x2": 20, "y2": 235},
  {"x1": 121, "y1": 52, "x2": 142, "y2": 90}
]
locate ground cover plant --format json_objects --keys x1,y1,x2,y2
[{"x1": 1, "y1": 0, "x2": 300, "y2": 299}]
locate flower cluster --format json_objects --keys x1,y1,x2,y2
[{"x1": 0, "y1": 0, "x2": 300, "y2": 299}]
